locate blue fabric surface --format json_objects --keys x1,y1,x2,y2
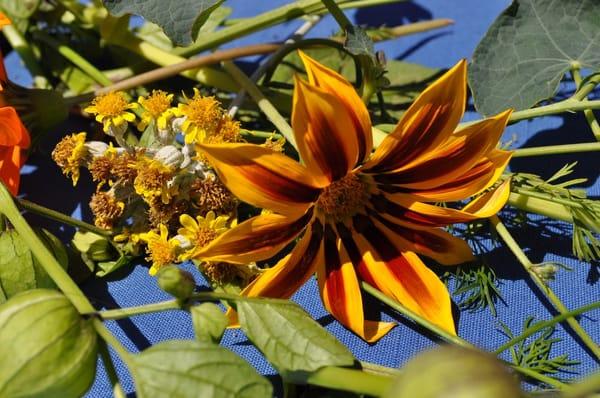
[{"x1": 14, "y1": 0, "x2": 599, "y2": 396}]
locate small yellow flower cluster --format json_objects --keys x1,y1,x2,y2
[{"x1": 53, "y1": 89, "x2": 258, "y2": 281}]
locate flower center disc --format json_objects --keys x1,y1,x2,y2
[
  {"x1": 93, "y1": 92, "x2": 130, "y2": 116},
  {"x1": 316, "y1": 174, "x2": 370, "y2": 222}
]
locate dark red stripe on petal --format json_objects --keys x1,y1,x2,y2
[
  {"x1": 336, "y1": 222, "x2": 376, "y2": 286},
  {"x1": 240, "y1": 163, "x2": 321, "y2": 203},
  {"x1": 322, "y1": 223, "x2": 348, "y2": 320},
  {"x1": 369, "y1": 194, "x2": 441, "y2": 227},
  {"x1": 353, "y1": 214, "x2": 432, "y2": 298}
]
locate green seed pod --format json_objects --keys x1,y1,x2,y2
[
  {"x1": 157, "y1": 265, "x2": 196, "y2": 300},
  {"x1": 384, "y1": 345, "x2": 523, "y2": 398},
  {"x1": 0, "y1": 289, "x2": 98, "y2": 398}
]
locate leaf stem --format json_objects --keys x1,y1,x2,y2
[
  {"x1": 32, "y1": 32, "x2": 112, "y2": 87},
  {"x1": 571, "y1": 66, "x2": 600, "y2": 141},
  {"x1": 16, "y1": 197, "x2": 112, "y2": 237},
  {"x1": 512, "y1": 142, "x2": 600, "y2": 157},
  {"x1": 98, "y1": 340, "x2": 121, "y2": 389},
  {"x1": 493, "y1": 301, "x2": 600, "y2": 355},
  {"x1": 490, "y1": 215, "x2": 600, "y2": 361},
  {"x1": 221, "y1": 60, "x2": 296, "y2": 147},
  {"x1": 321, "y1": 0, "x2": 353, "y2": 29},
  {"x1": 306, "y1": 366, "x2": 392, "y2": 396},
  {"x1": 92, "y1": 318, "x2": 132, "y2": 365}
]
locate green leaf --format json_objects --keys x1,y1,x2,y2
[
  {"x1": 191, "y1": 303, "x2": 228, "y2": 344},
  {"x1": 469, "y1": 0, "x2": 600, "y2": 116},
  {"x1": 237, "y1": 301, "x2": 355, "y2": 379},
  {"x1": 345, "y1": 26, "x2": 375, "y2": 58},
  {"x1": 0, "y1": 289, "x2": 98, "y2": 397},
  {"x1": 0, "y1": 229, "x2": 68, "y2": 302},
  {"x1": 103, "y1": 0, "x2": 225, "y2": 46},
  {"x1": 96, "y1": 254, "x2": 131, "y2": 277},
  {"x1": 130, "y1": 340, "x2": 272, "y2": 398}
]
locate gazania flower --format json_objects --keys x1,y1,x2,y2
[
  {"x1": 84, "y1": 92, "x2": 137, "y2": 133},
  {"x1": 193, "y1": 52, "x2": 512, "y2": 342}
]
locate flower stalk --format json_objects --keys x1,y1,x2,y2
[
  {"x1": 571, "y1": 65, "x2": 600, "y2": 141},
  {"x1": 512, "y1": 142, "x2": 600, "y2": 157}
]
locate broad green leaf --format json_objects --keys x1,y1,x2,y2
[
  {"x1": 0, "y1": 229, "x2": 68, "y2": 302},
  {"x1": 237, "y1": 301, "x2": 355, "y2": 378},
  {"x1": 0, "y1": 289, "x2": 97, "y2": 397},
  {"x1": 345, "y1": 26, "x2": 375, "y2": 58},
  {"x1": 130, "y1": 340, "x2": 272, "y2": 398},
  {"x1": 469, "y1": 0, "x2": 600, "y2": 116},
  {"x1": 103, "y1": 0, "x2": 225, "y2": 46},
  {"x1": 191, "y1": 303, "x2": 228, "y2": 344}
]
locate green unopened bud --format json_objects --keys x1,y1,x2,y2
[
  {"x1": 384, "y1": 346, "x2": 523, "y2": 398},
  {"x1": 157, "y1": 265, "x2": 195, "y2": 300},
  {"x1": 72, "y1": 231, "x2": 114, "y2": 262},
  {"x1": 0, "y1": 289, "x2": 97, "y2": 397}
]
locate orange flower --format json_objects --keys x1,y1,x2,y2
[
  {"x1": 0, "y1": 14, "x2": 30, "y2": 195},
  {"x1": 192, "y1": 52, "x2": 512, "y2": 342}
]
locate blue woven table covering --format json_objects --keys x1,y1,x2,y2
[{"x1": 10, "y1": 0, "x2": 599, "y2": 396}]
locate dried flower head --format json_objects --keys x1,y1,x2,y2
[
  {"x1": 90, "y1": 191, "x2": 124, "y2": 229},
  {"x1": 52, "y1": 132, "x2": 88, "y2": 185},
  {"x1": 190, "y1": 176, "x2": 237, "y2": 214},
  {"x1": 133, "y1": 156, "x2": 176, "y2": 204}
]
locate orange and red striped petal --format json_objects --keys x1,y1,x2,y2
[
  {"x1": 292, "y1": 76, "x2": 360, "y2": 183},
  {"x1": 239, "y1": 221, "x2": 324, "y2": 299},
  {"x1": 365, "y1": 211, "x2": 475, "y2": 265},
  {"x1": 197, "y1": 142, "x2": 321, "y2": 216},
  {"x1": 0, "y1": 107, "x2": 29, "y2": 147},
  {"x1": 379, "y1": 179, "x2": 511, "y2": 228},
  {"x1": 364, "y1": 60, "x2": 467, "y2": 173},
  {"x1": 0, "y1": 145, "x2": 21, "y2": 195},
  {"x1": 349, "y1": 218, "x2": 455, "y2": 334},
  {"x1": 373, "y1": 110, "x2": 512, "y2": 190},
  {"x1": 298, "y1": 51, "x2": 372, "y2": 162},
  {"x1": 191, "y1": 210, "x2": 313, "y2": 264},
  {"x1": 317, "y1": 223, "x2": 395, "y2": 343},
  {"x1": 0, "y1": 13, "x2": 10, "y2": 28},
  {"x1": 397, "y1": 149, "x2": 512, "y2": 202}
]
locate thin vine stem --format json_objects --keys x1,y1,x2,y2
[
  {"x1": 571, "y1": 65, "x2": 600, "y2": 141},
  {"x1": 490, "y1": 215, "x2": 600, "y2": 361},
  {"x1": 16, "y1": 197, "x2": 112, "y2": 237}
]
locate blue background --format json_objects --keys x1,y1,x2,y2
[{"x1": 10, "y1": 0, "x2": 599, "y2": 396}]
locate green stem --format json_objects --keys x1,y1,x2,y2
[
  {"x1": 0, "y1": 24, "x2": 48, "y2": 87},
  {"x1": 490, "y1": 215, "x2": 600, "y2": 361},
  {"x1": 360, "y1": 361, "x2": 402, "y2": 377},
  {"x1": 33, "y1": 32, "x2": 112, "y2": 87},
  {"x1": 92, "y1": 318, "x2": 133, "y2": 365},
  {"x1": 563, "y1": 370, "x2": 600, "y2": 398},
  {"x1": 98, "y1": 340, "x2": 120, "y2": 389},
  {"x1": 241, "y1": 130, "x2": 283, "y2": 139},
  {"x1": 574, "y1": 72, "x2": 600, "y2": 101},
  {"x1": 361, "y1": 281, "x2": 474, "y2": 348},
  {"x1": 512, "y1": 142, "x2": 600, "y2": 157},
  {"x1": 571, "y1": 66, "x2": 600, "y2": 141},
  {"x1": 221, "y1": 61, "x2": 296, "y2": 147},
  {"x1": 321, "y1": 0, "x2": 353, "y2": 29},
  {"x1": 511, "y1": 365, "x2": 569, "y2": 389},
  {"x1": 16, "y1": 197, "x2": 112, "y2": 237},
  {"x1": 493, "y1": 301, "x2": 600, "y2": 355},
  {"x1": 95, "y1": 292, "x2": 295, "y2": 320},
  {"x1": 305, "y1": 366, "x2": 392, "y2": 396},
  {"x1": 0, "y1": 183, "x2": 94, "y2": 312}
]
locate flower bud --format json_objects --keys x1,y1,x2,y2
[
  {"x1": 154, "y1": 145, "x2": 183, "y2": 169},
  {"x1": 157, "y1": 265, "x2": 195, "y2": 300},
  {"x1": 384, "y1": 346, "x2": 523, "y2": 398}
]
